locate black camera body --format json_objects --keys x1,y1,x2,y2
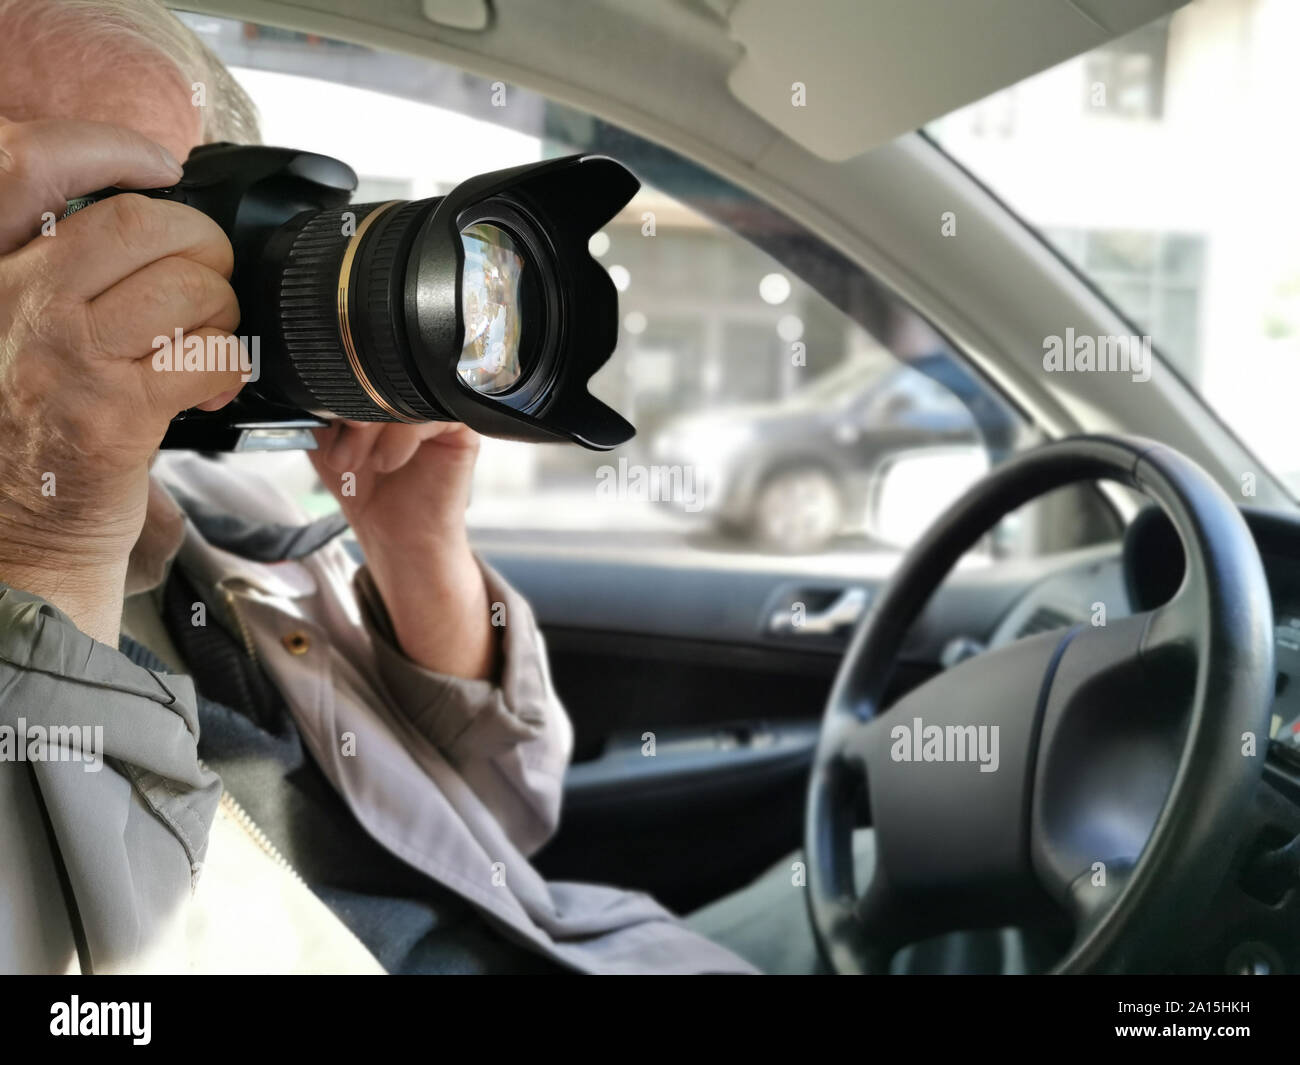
[{"x1": 69, "y1": 144, "x2": 639, "y2": 451}]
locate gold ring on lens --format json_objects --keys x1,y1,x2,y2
[{"x1": 336, "y1": 201, "x2": 417, "y2": 422}]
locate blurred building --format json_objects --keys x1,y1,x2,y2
[{"x1": 929, "y1": 0, "x2": 1300, "y2": 484}]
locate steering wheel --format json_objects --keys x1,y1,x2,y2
[{"x1": 805, "y1": 435, "x2": 1275, "y2": 973}]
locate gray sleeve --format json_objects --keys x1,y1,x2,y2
[
  {"x1": 0, "y1": 583, "x2": 220, "y2": 974},
  {"x1": 353, "y1": 556, "x2": 574, "y2": 857}
]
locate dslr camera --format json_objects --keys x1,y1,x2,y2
[{"x1": 67, "y1": 144, "x2": 640, "y2": 452}]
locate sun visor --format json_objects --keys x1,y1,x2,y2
[{"x1": 726, "y1": 0, "x2": 1191, "y2": 162}]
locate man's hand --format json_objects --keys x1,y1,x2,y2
[
  {"x1": 0, "y1": 117, "x2": 246, "y2": 644},
  {"x1": 309, "y1": 421, "x2": 497, "y2": 681}
]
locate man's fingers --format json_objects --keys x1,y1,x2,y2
[
  {"x1": 322, "y1": 422, "x2": 383, "y2": 472},
  {"x1": 16, "y1": 193, "x2": 234, "y2": 301},
  {"x1": 195, "y1": 385, "x2": 243, "y2": 412},
  {"x1": 0, "y1": 117, "x2": 183, "y2": 254},
  {"x1": 310, "y1": 422, "x2": 342, "y2": 456},
  {"x1": 132, "y1": 326, "x2": 248, "y2": 417},
  {"x1": 86, "y1": 257, "x2": 239, "y2": 360},
  {"x1": 371, "y1": 427, "x2": 426, "y2": 473}
]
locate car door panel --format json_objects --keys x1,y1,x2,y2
[{"x1": 481, "y1": 543, "x2": 1118, "y2": 910}]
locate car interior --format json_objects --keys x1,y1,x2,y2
[{"x1": 184, "y1": 0, "x2": 1300, "y2": 974}]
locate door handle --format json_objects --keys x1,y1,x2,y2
[{"x1": 768, "y1": 586, "x2": 869, "y2": 635}]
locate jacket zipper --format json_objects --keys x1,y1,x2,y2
[
  {"x1": 199, "y1": 765, "x2": 382, "y2": 967},
  {"x1": 200, "y1": 759, "x2": 305, "y2": 885},
  {"x1": 217, "y1": 790, "x2": 305, "y2": 884},
  {"x1": 219, "y1": 583, "x2": 259, "y2": 664},
  {"x1": 206, "y1": 588, "x2": 302, "y2": 879},
  {"x1": 208, "y1": 591, "x2": 298, "y2": 878}
]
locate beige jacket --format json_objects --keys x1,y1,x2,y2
[{"x1": 0, "y1": 450, "x2": 753, "y2": 974}]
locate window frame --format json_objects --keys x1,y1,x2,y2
[{"x1": 189, "y1": 11, "x2": 1129, "y2": 554}]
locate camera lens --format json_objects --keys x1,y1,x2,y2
[
  {"x1": 243, "y1": 153, "x2": 638, "y2": 450},
  {"x1": 457, "y1": 221, "x2": 526, "y2": 395},
  {"x1": 265, "y1": 199, "x2": 552, "y2": 422}
]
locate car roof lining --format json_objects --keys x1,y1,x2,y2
[{"x1": 725, "y1": 0, "x2": 1190, "y2": 161}]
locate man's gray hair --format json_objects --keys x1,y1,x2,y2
[{"x1": 0, "y1": 0, "x2": 260, "y2": 143}]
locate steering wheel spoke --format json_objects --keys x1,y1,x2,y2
[{"x1": 1140, "y1": 583, "x2": 1204, "y2": 665}]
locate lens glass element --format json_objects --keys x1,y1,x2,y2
[{"x1": 458, "y1": 222, "x2": 527, "y2": 395}]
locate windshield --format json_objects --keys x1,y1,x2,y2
[{"x1": 928, "y1": 0, "x2": 1300, "y2": 497}]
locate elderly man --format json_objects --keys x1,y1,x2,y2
[{"x1": 0, "y1": 0, "x2": 763, "y2": 974}]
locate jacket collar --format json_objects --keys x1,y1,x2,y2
[{"x1": 130, "y1": 457, "x2": 348, "y2": 602}]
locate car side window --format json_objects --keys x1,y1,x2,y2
[{"x1": 187, "y1": 13, "x2": 1119, "y2": 565}]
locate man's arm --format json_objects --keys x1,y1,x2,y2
[
  {"x1": 351, "y1": 554, "x2": 573, "y2": 855},
  {"x1": 361, "y1": 523, "x2": 497, "y2": 684},
  {"x1": 309, "y1": 420, "x2": 499, "y2": 681},
  {"x1": 0, "y1": 117, "x2": 252, "y2": 969},
  {"x1": 307, "y1": 421, "x2": 572, "y2": 853}
]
